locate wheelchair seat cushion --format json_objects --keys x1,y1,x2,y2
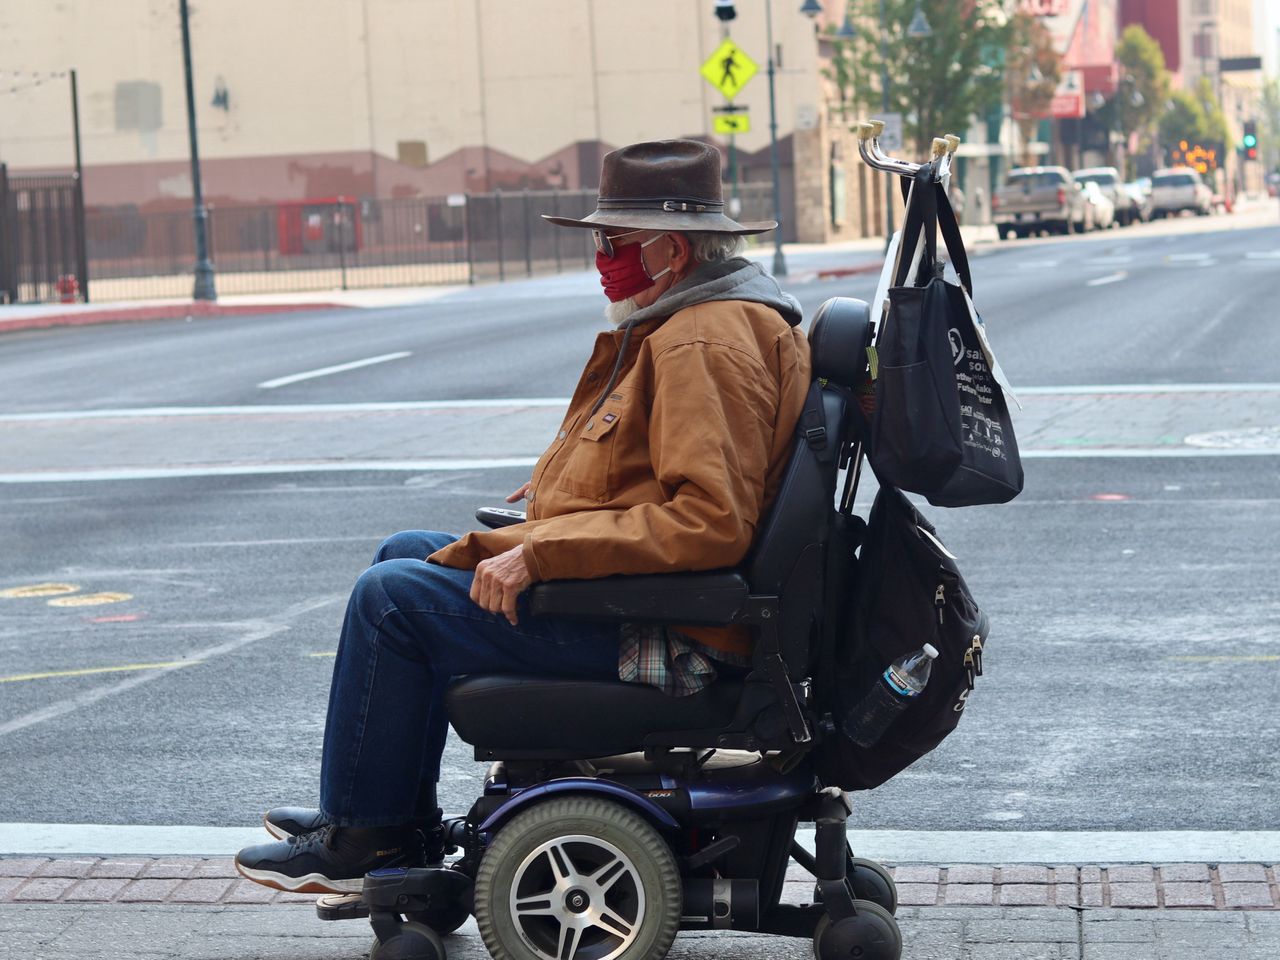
[{"x1": 446, "y1": 674, "x2": 743, "y2": 756}]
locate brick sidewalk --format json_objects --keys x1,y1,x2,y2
[{"x1": 3, "y1": 857, "x2": 1277, "y2": 911}]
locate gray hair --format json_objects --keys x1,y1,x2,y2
[{"x1": 685, "y1": 231, "x2": 747, "y2": 264}]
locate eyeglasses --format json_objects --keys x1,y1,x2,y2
[{"x1": 592, "y1": 228, "x2": 648, "y2": 259}]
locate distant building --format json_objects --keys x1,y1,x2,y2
[{"x1": 0, "y1": 0, "x2": 909, "y2": 244}]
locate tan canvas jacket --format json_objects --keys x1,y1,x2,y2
[{"x1": 430, "y1": 296, "x2": 811, "y2": 658}]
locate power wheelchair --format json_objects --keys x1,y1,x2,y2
[{"x1": 317, "y1": 296, "x2": 903, "y2": 960}]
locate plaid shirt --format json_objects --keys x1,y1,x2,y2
[{"x1": 618, "y1": 623, "x2": 751, "y2": 698}]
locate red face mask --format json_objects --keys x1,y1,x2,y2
[{"x1": 595, "y1": 235, "x2": 671, "y2": 303}]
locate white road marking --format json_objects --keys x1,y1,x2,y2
[
  {"x1": 9, "y1": 385, "x2": 1280, "y2": 424},
  {"x1": 1085, "y1": 271, "x2": 1128, "y2": 287},
  {"x1": 1165, "y1": 253, "x2": 1216, "y2": 266},
  {"x1": 0, "y1": 399, "x2": 568, "y2": 423},
  {"x1": 1017, "y1": 260, "x2": 1061, "y2": 269},
  {"x1": 796, "y1": 829, "x2": 1280, "y2": 864},
  {"x1": 1245, "y1": 251, "x2": 1280, "y2": 260},
  {"x1": 1084, "y1": 256, "x2": 1132, "y2": 265},
  {"x1": 1017, "y1": 383, "x2": 1280, "y2": 395},
  {"x1": 257, "y1": 352, "x2": 412, "y2": 389},
  {"x1": 0, "y1": 595, "x2": 340, "y2": 738},
  {"x1": 0, "y1": 460, "x2": 538, "y2": 484},
  {"x1": 1021, "y1": 447, "x2": 1280, "y2": 458},
  {"x1": 3, "y1": 823, "x2": 1277, "y2": 862}
]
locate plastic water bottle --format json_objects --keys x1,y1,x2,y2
[{"x1": 844, "y1": 644, "x2": 940, "y2": 748}]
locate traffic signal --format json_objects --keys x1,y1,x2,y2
[
  {"x1": 1243, "y1": 120, "x2": 1258, "y2": 162},
  {"x1": 714, "y1": 0, "x2": 737, "y2": 21}
]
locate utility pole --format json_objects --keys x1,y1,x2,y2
[{"x1": 179, "y1": 0, "x2": 216, "y2": 301}]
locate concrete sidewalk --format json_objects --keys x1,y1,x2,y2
[
  {"x1": 2, "y1": 856, "x2": 1278, "y2": 958},
  {"x1": 1, "y1": 901, "x2": 1276, "y2": 960}
]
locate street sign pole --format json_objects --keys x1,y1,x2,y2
[{"x1": 765, "y1": 0, "x2": 787, "y2": 278}]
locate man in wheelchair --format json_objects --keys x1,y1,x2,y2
[
  {"x1": 237, "y1": 138, "x2": 807, "y2": 886},
  {"x1": 235, "y1": 140, "x2": 899, "y2": 960}
]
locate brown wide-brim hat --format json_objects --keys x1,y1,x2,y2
[{"x1": 542, "y1": 139, "x2": 776, "y2": 235}]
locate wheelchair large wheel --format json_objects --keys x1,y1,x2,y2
[
  {"x1": 474, "y1": 796, "x2": 681, "y2": 960},
  {"x1": 813, "y1": 900, "x2": 902, "y2": 960}
]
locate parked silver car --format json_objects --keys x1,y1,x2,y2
[
  {"x1": 1073, "y1": 167, "x2": 1134, "y2": 226},
  {"x1": 1149, "y1": 168, "x2": 1212, "y2": 218}
]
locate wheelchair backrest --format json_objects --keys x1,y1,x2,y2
[{"x1": 744, "y1": 297, "x2": 871, "y2": 673}]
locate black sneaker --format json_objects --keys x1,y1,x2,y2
[
  {"x1": 235, "y1": 825, "x2": 421, "y2": 894},
  {"x1": 263, "y1": 806, "x2": 327, "y2": 841}
]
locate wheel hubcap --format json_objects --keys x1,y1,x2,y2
[{"x1": 508, "y1": 834, "x2": 644, "y2": 960}]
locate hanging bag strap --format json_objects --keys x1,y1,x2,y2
[
  {"x1": 933, "y1": 181, "x2": 974, "y2": 296},
  {"x1": 891, "y1": 165, "x2": 938, "y2": 289}
]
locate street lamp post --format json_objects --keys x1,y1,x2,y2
[
  {"x1": 878, "y1": 0, "x2": 894, "y2": 251},
  {"x1": 765, "y1": 0, "x2": 787, "y2": 278},
  {"x1": 179, "y1": 0, "x2": 216, "y2": 301}
]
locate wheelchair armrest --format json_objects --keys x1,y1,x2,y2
[
  {"x1": 476, "y1": 507, "x2": 527, "y2": 529},
  {"x1": 528, "y1": 571, "x2": 750, "y2": 626}
]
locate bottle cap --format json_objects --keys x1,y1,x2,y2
[{"x1": 922, "y1": 643, "x2": 940, "y2": 660}]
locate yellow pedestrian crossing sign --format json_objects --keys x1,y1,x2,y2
[
  {"x1": 714, "y1": 113, "x2": 751, "y2": 134},
  {"x1": 701, "y1": 39, "x2": 758, "y2": 100}
]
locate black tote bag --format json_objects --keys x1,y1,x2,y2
[{"x1": 870, "y1": 165, "x2": 1023, "y2": 507}]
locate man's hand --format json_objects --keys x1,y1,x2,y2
[
  {"x1": 506, "y1": 481, "x2": 532, "y2": 504},
  {"x1": 471, "y1": 544, "x2": 533, "y2": 626}
]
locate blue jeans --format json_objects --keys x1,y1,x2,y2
[{"x1": 319, "y1": 530, "x2": 622, "y2": 827}]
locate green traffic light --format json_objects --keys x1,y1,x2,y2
[{"x1": 1243, "y1": 133, "x2": 1257, "y2": 148}]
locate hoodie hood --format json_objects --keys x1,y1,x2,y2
[
  {"x1": 625, "y1": 257, "x2": 803, "y2": 328},
  {"x1": 587, "y1": 257, "x2": 802, "y2": 417}
]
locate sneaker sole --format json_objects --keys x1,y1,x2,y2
[
  {"x1": 262, "y1": 814, "x2": 290, "y2": 842},
  {"x1": 234, "y1": 859, "x2": 363, "y2": 895}
]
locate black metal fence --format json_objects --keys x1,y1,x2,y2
[
  {"x1": 77, "y1": 182, "x2": 780, "y2": 302},
  {"x1": 0, "y1": 165, "x2": 88, "y2": 304}
]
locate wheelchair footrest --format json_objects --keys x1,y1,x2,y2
[
  {"x1": 315, "y1": 893, "x2": 368, "y2": 921},
  {"x1": 363, "y1": 864, "x2": 475, "y2": 921}
]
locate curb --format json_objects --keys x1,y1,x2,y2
[
  {"x1": 815, "y1": 260, "x2": 884, "y2": 280},
  {"x1": 0, "y1": 301, "x2": 347, "y2": 336},
  {"x1": 2, "y1": 857, "x2": 1277, "y2": 910}
]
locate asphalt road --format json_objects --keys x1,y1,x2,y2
[{"x1": 0, "y1": 211, "x2": 1277, "y2": 835}]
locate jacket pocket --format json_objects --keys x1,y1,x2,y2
[{"x1": 555, "y1": 409, "x2": 622, "y2": 502}]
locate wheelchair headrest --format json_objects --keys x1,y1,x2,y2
[{"x1": 808, "y1": 297, "x2": 872, "y2": 389}]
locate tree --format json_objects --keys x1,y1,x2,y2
[
  {"x1": 848, "y1": 0, "x2": 1010, "y2": 157},
  {"x1": 1006, "y1": 10, "x2": 1062, "y2": 166},
  {"x1": 1159, "y1": 78, "x2": 1230, "y2": 162},
  {"x1": 1158, "y1": 90, "x2": 1209, "y2": 150},
  {"x1": 1190, "y1": 76, "x2": 1229, "y2": 147},
  {"x1": 1097, "y1": 25, "x2": 1171, "y2": 175},
  {"x1": 1262, "y1": 77, "x2": 1280, "y2": 173}
]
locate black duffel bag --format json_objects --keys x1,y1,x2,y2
[
  {"x1": 816, "y1": 486, "x2": 990, "y2": 791},
  {"x1": 870, "y1": 164, "x2": 1023, "y2": 507}
]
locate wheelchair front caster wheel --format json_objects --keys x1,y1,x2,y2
[
  {"x1": 813, "y1": 900, "x2": 902, "y2": 960},
  {"x1": 848, "y1": 858, "x2": 898, "y2": 915},
  {"x1": 812, "y1": 857, "x2": 897, "y2": 915},
  {"x1": 406, "y1": 900, "x2": 470, "y2": 937},
  {"x1": 370, "y1": 920, "x2": 445, "y2": 960}
]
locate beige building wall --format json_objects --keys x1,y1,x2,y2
[{"x1": 0, "y1": 0, "x2": 900, "y2": 240}]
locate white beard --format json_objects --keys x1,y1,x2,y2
[{"x1": 603, "y1": 296, "x2": 641, "y2": 327}]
